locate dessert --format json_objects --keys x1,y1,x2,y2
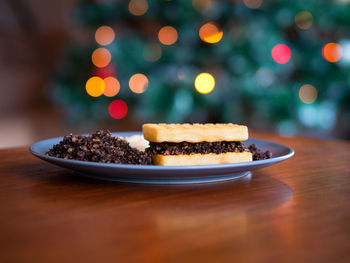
[
  {"x1": 248, "y1": 144, "x2": 272, "y2": 161},
  {"x1": 143, "y1": 123, "x2": 253, "y2": 166},
  {"x1": 125, "y1": 135, "x2": 149, "y2": 151},
  {"x1": 143, "y1": 123, "x2": 248, "y2": 143},
  {"x1": 46, "y1": 125, "x2": 272, "y2": 166},
  {"x1": 46, "y1": 130, "x2": 152, "y2": 165}
]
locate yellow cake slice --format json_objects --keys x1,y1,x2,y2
[
  {"x1": 153, "y1": 152, "x2": 252, "y2": 166},
  {"x1": 142, "y1": 123, "x2": 248, "y2": 143}
]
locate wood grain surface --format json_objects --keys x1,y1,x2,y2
[{"x1": 0, "y1": 132, "x2": 350, "y2": 263}]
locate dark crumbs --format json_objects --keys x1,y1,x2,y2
[
  {"x1": 46, "y1": 130, "x2": 272, "y2": 164},
  {"x1": 46, "y1": 130, "x2": 152, "y2": 165},
  {"x1": 248, "y1": 144, "x2": 272, "y2": 161},
  {"x1": 147, "y1": 141, "x2": 247, "y2": 155}
]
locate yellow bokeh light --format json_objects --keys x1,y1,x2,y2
[
  {"x1": 295, "y1": 11, "x2": 313, "y2": 30},
  {"x1": 199, "y1": 22, "x2": 223, "y2": 44},
  {"x1": 86, "y1": 76, "x2": 105, "y2": 97},
  {"x1": 143, "y1": 43, "x2": 162, "y2": 62},
  {"x1": 95, "y1": 26, "x2": 115, "y2": 46},
  {"x1": 103, "y1": 77, "x2": 120, "y2": 97},
  {"x1": 192, "y1": 0, "x2": 211, "y2": 12},
  {"x1": 243, "y1": 0, "x2": 263, "y2": 9},
  {"x1": 158, "y1": 26, "x2": 178, "y2": 45},
  {"x1": 129, "y1": 73, "x2": 149, "y2": 94},
  {"x1": 91, "y1": 48, "x2": 111, "y2": 68},
  {"x1": 128, "y1": 0, "x2": 148, "y2": 16},
  {"x1": 322, "y1": 43, "x2": 342, "y2": 63},
  {"x1": 194, "y1": 73, "x2": 215, "y2": 94},
  {"x1": 299, "y1": 84, "x2": 317, "y2": 104}
]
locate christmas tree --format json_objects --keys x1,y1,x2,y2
[{"x1": 51, "y1": 0, "x2": 350, "y2": 139}]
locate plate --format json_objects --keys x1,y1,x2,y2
[{"x1": 29, "y1": 132, "x2": 294, "y2": 184}]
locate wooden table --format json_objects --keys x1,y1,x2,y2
[{"x1": 0, "y1": 132, "x2": 350, "y2": 263}]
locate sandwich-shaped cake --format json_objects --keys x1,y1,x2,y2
[{"x1": 143, "y1": 123, "x2": 252, "y2": 166}]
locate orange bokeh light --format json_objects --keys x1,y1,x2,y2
[
  {"x1": 322, "y1": 43, "x2": 342, "y2": 63},
  {"x1": 243, "y1": 0, "x2": 263, "y2": 9},
  {"x1": 103, "y1": 77, "x2": 120, "y2": 97},
  {"x1": 92, "y1": 48, "x2": 111, "y2": 68},
  {"x1": 299, "y1": 84, "x2": 317, "y2": 104},
  {"x1": 128, "y1": 0, "x2": 148, "y2": 16},
  {"x1": 158, "y1": 26, "x2": 178, "y2": 46},
  {"x1": 95, "y1": 26, "x2": 115, "y2": 46},
  {"x1": 129, "y1": 73, "x2": 149, "y2": 94},
  {"x1": 295, "y1": 11, "x2": 313, "y2": 30},
  {"x1": 192, "y1": 0, "x2": 212, "y2": 12},
  {"x1": 199, "y1": 22, "x2": 223, "y2": 44},
  {"x1": 85, "y1": 76, "x2": 105, "y2": 97}
]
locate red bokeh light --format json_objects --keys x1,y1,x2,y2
[
  {"x1": 271, "y1": 44, "x2": 291, "y2": 64},
  {"x1": 108, "y1": 100, "x2": 128, "y2": 119}
]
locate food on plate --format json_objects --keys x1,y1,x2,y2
[
  {"x1": 46, "y1": 124, "x2": 272, "y2": 166},
  {"x1": 46, "y1": 130, "x2": 152, "y2": 165},
  {"x1": 125, "y1": 135, "x2": 149, "y2": 151},
  {"x1": 143, "y1": 123, "x2": 248, "y2": 143},
  {"x1": 248, "y1": 144, "x2": 272, "y2": 161},
  {"x1": 143, "y1": 123, "x2": 254, "y2": 166}
]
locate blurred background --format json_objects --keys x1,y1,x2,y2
[{"x1": 1, "y1": 0, "x2": 350, "y2": 148}]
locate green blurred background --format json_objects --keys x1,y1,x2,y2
[
  {"x1": 53, "y1": 0, "x2": 350, "y2": 139},
  {"x1": 0, "y1": 0, "x2": 349, "y2": 148}
]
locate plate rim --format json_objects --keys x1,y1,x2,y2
[{"x1": 29, "y1": 131, "x2": 294, "y2": 170}]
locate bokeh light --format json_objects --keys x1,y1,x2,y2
[
  {"x1": 295, "y1": 11, "x2": 313, "y2": 30},
  {"x1": 243, "y1": 0, "x2": 263, "y2": 9},
  {"x1": 299, "y1": 84, "x2": 317, "y2": 104},
  {"x1": 128, "y1": 0, "x2": 148, "y2": 16},
  {"x1": 199, "y1": 22, "x2": 223, "y2": 44},
  {"x1": 85, "y1": 76, "x2": 105, "y2": 97},
  {"x1": 194, "y1": 73, "x2": 215, "y2": 94},
  {"x1": 255, "y1": 68, "x2": 275, "y2": 87},
  {"x1": 322, "y1": 43, "x2": 342, "y2": 63},
  {"x1": 340, "y1": 40, "x2": 350, "y2": 64},
  {"x1": 192, "y1": 0, "x2": 212, "y2": 12},
  {"x1": 92, "y1": 48, "x2": 111, "y2": 68},
  {"x1": 143, "y1": 43, "x2": 162, "y2": 62},
  {"x1": 103, "y1": 77, "x2": 120, "y2": 97},
  {"x1": 271, "y1": 44, "x2": 291, "y2": 64},
  {"x1": 129, "y1": 73, "x2": 149, "y2": 94},
  {"x1": 108, "y1": 100, "x2": 128, "y2": 119},
  {"x1": 158, "y1": 26, "x2": 178, "y2": 45},
  {"x1": 95, "y1": 26, "x2": 115, "y2": 46}
]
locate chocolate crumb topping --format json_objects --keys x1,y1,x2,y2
[
  {"x1": 146, "y1": 141, "x2": 272, "y2": 161},
  {"x1": 146, "y1": 141, "x2": 247, "y2": 155},
  {"x1": 248, "y1": 144, "x2": 272, "y2": 160},
  {"x1": 46, "y1": 130, "x2": 152, "y2": 165}
]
